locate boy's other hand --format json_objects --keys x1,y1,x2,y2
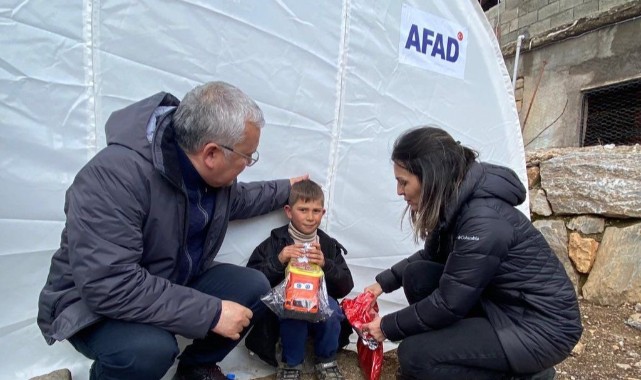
[
  {"x1": 212, "y1": 300, "x2": 252, "y2": 340},
  {"x1": 278, "y1": 243, "x2": 304, "y2": 265},
  {"x1": 306, "y1": 242, "x2": 325, "y2": 267}
]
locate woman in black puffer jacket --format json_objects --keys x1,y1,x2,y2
[{"x1": 361, "y1": 127, "x2": 582, "y2": 380}]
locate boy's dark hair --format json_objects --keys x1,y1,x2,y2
[{"x1": 288, "y1": 179, "x2": 324, "y2": 206}]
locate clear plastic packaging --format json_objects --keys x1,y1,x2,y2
[{"x1": 261, "y1": 243, "x2": 333, "y2": 322}]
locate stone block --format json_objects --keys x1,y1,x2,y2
[
  {"x1": 566, "y1": 215, "x2": 605, "y2": 234},
  {"x1": 533, "y1": 219, "x2": 580, "y2": 293},
  {"x1": 582, "y1": 223, "x2": 641, "y2": 305},
  {"x1": 530, "y1": 189, "x2": 553, "y2": 216},
  {"x1": 540, "y1": 147, "x2": 641, "y2": 217},
  {"x1": 568, "y1": 232, "x2": 599, "y2": 273},
  {"x1": 538, "y1": 2, "x2": 561, "y2": 21},
  {"x1": 29, "y1": 369, "x2": 72, "y2": 380}
]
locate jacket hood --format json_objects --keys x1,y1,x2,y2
[
  {"x1": 441, "y1": 162, "x2": 526, "y2": 228},
  {"x1": 105, "y1": 92, "x2": 180, "y2": 159},
  {"x1": 473, "y1": 162, "x2": 526, "y2": 206}
]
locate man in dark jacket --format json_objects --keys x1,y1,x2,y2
[{"x1": 37, "y1": 81, "x2": 306, "y2": 380}]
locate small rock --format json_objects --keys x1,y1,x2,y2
[
  {"x1": 629, "y1": 351, "x2": 639, "y2": 358},
  {"x1": 635, "y1": 303, "x2": 641, "y2": 313},
  {"x1": 626, "y1": 313, "x2": 641, "y2": 331},
  {"x1": 613, "y1": 344, "x2": 620, "y2": 351},
  {"x1": 29, "y1": 369, "x2": 72, "y2": 380},
  {"x1": 572, "y1": 341, "x2": 586, "y2": 356},
  {"x1": 615, "y1": 363, "x2": 631, "y2": 370},
  {"x1": 634, "y1": 360, "x2": 641, "y2": 368}
]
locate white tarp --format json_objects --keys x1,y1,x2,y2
[{"x1": 0, "y1": 0, "x2": 526, "y2": 378}]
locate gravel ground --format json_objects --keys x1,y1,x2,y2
[{"x1": 254, "y1": 299, "x2": 641, "y2": 380}]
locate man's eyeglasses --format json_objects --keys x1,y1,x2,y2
[{"x1": 218, "y1": 144, "x2": 259, "y2": 167}]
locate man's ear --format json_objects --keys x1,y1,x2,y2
[{"x1": 202, "y1": 142, "x2": 223, "y2": 169}]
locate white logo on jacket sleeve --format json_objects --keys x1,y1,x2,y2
[
  {"x1": 398, "y1": 4, "x2": 468, "y2": 79},
  {"x1": 457, "y1": 234, "x2": 480, "y2": 241}
]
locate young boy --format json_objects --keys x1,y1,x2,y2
[{"x1": 246, "y1": 179, "x2": 354, "y2": 380}]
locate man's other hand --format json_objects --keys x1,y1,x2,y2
[{"x1": 289, "y1": 174, "x2": 309, "y2": 185}]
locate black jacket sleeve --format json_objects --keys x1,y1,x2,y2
[
  {"x1": 375, "y1": 249, "x2": 426, "y2": 293},
  {"x1": 246, "y1": 236, "x2": 287, "y2": 287},
  {"x1": 380, "y1": 210, "x2": 512, "y2": 342},
  {"x1": 322, "y1": 238, "x2": 354, "y2": 299}
]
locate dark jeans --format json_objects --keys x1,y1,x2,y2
[
  {"x1": 397, "y1": 261, "x2": 511, "y2": 380},
  {"x1": 68, "y1": 264, "x2": 270, "y2": 380},
  {"x1": 279, "y1": 297, "x2": 344, "y2": 366}
]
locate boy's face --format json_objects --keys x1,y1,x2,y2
[{"x1": 284, "y1": 199, "x2": 326, "y2": 235}]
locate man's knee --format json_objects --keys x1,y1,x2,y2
[
  {"x1": 240, "y1": 267, "x2": 271, "y2": 298},
  {"x1": 107, "y1": 333, "x2": 178, "y2": 378},
  {"x1": 219, "y1": 267, "x2": 271, "y2": 314}
]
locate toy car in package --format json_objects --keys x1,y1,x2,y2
[{"x1": 261, "y1": 243, "x2": 333, "y2": 322}]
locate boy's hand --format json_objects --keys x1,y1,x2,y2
[
  {"x1": 278, "y1": 243, "x2": 305, "y2": 265},
  {"x1": 305, "y1": 242, "x2": 325, "y2": 267}
]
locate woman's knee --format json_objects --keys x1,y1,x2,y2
[
  {"x1": 397, "y1": 336, "x2": 437, "y2": 375},
  {"x1": 402, "y1": 261, "x2": 443, "y2": 303}
]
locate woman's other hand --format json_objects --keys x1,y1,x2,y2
[
  {"x1": 361, "y1": 316, "x2": 385, "y2": 342},
  {"x1": 364, "y1": 282, "x2": 383, "y2": 298}
]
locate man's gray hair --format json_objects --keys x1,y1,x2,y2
[{"x1": 173, "y1": 81, "x2": 264, "y2": 153}]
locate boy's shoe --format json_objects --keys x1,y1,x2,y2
[
  {"x1": 276, "y1": 364, "x2": 302, "y2": 380},
  {"x1": 174, "y1": 363, "x2": 227, "y2": 380},
  {"x1": 314, "y1": 361, "x2": 345, "y2": 380}
]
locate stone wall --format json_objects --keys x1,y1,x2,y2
[{"x1": 527, "y1": 145, "x2": 641, "y2": 306}]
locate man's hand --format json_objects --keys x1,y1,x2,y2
[
  {"x1": 211, "y1": 300, "x2": 252, "y2": 340},
  {"x1": 278, "y1": 243, "x2": 304, "y2": 265},
  {"x1": 289, "y1": 174, "x2": 309, "y2": 186}
]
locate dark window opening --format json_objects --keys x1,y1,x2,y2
[{"x1": 581, "y1": 79, "x2": 641, "y2": 146}]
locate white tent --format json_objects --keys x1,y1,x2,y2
[{"x1": 0, "y1": 0, "x2": 526, "y2": 378}]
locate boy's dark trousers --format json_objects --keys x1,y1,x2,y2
[
  {"x1": 397, "y1": 260, "x2": 512, "y2": 380},
  {"x1": 279, "y1": 297, "x2": 344, "y2": 366},
  {"x1": 67, "y1": 264, "x2": 270, "y2": 380}
]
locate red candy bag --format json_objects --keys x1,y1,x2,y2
[{"x1": 341, "y1": 292, "x2": 383, "y2": 380}]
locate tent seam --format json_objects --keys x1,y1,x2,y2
[{"x1": 325, "y1": 0, "x2": 351, "y2": 236}]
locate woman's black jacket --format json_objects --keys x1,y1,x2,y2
[{"x1": 375, "y1": 162, "x2": 582, "y2": 374}]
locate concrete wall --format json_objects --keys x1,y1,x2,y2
[
  {"x1": 484, "y1": 0, "x2": 641, "y2": 149},
  {"x1": 486, "y1": 0, "x2": 636, "y2": 48}
]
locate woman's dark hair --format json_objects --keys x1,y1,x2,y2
[{"x1": 392, "y1": 126, "x2": 478, "y2": 240}]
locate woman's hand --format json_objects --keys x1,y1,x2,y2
[
  {"x1": 361, "y1": 315, "x2": 385, "y2": 342},
  {"x1": 364, "y1": 282, "x2": 383, "y2": 298}
]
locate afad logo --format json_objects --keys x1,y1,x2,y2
[
  {"x1": 398, "y1": 5, "x2": 468, "y2": 79},
  {"x1": 404, "y1": 24, "x2": 463, "y2": 63}
]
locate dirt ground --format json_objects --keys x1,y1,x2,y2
[{"x1": 255, "y1": 299, "x2": 641, "y2": 380}]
